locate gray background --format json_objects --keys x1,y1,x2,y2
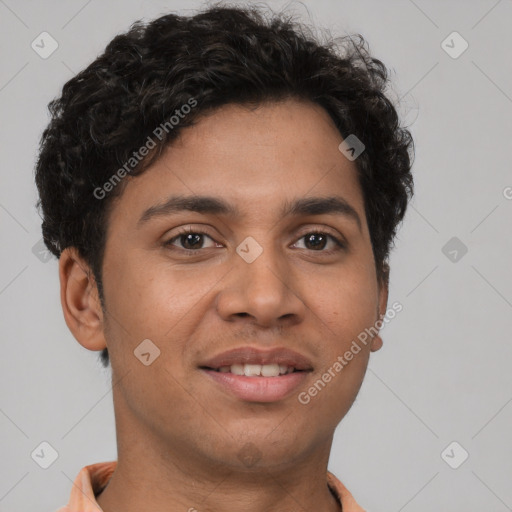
[{"x1": 1, "y1": 0, "x2": 511, "y2": 510}]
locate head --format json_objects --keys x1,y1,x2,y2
[{"x1": 35, "y1": 3, "x2": 413, "y2": 469}]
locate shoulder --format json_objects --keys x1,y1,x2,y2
[{"x1": 327, "y1": 471, "x2": 366, "y2": 512}]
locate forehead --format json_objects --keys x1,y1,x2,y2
[
  {"x1": 108, "y1": 99, "x2": 366, "y2": 229},
  {"x1": 169, "y1": 99, "x2": 345, "y2": 175}
]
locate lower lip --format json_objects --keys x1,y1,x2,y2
[{"x1": 201, "y1": 369, "x2": 310, "y2": 403}]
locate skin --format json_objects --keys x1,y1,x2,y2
[{"x1": 59, "y1": 99, "x2": 388, "y2": 512}]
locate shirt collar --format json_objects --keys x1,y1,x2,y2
[{"x1": 57, "y1": 460, "x2": 364, "y2": 512}]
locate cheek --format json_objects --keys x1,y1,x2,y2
[
  {"x1": 108, "y1": 256, "x2": 201, "y2": 330},
  {"x1": 103, "y1": 260, "x2": 200, "y2": 420},
  {"x1": 318, "y1": 267, "x2": 378, "y2": 339}
]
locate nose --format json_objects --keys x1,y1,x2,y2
[{"x1": 215, "y1": 243, "x2": 306, "y2": 329}]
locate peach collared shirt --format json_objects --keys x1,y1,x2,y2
[{"x1": 56, "y1": 460, "x2": 365, "y2": 511}]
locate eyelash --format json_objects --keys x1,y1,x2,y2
[{"x1": 163, "y1": 226, "x2": 346, "y2": 255}]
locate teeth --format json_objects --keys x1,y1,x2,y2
[
  {"x1": 230, "y1": 364, "x2": 245, "y2": 376},
  {"x1": 216, "y1": 364, "x2": 296, "y2": 376},
  {"x1": 245, "y1": 364, "x2": 264, "y2": 376},
  {"x1": 260, "y1": 364, "x2": 280, "y2": 377}
]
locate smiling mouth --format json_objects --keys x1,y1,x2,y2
[
  {"x1": 200, "y1": 363, "x2": 305, "y2": 377},
  {"x1": 199, "y1": 364, "x2": 310, "y2": 403}
]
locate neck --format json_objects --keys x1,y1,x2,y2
[
  {"x1": 96, "y1": 428, "x2": 341, "y2": 512},
  {"x1": 96, "y1": 378, "x2": 342, "y2": 512}
]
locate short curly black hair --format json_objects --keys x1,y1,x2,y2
[{"x1": 34, "y1": 2, "x2": 414, "y2": 369}]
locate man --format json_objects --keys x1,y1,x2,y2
[{"x1": 35, "y1": 4, "x2": 414, "y2": 511}]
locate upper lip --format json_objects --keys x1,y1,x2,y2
[{"x1": 200, "y1": 347, "x2": 314, "y2": 371}]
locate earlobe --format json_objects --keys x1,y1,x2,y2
[
  {"x1": 59, "y1": 247, "x2": 107, "y2": 352},
  {"x1": 371, "y1": 263, "x2": 390, "y2": 353},
  {"x1": 370, "y1": 311, "x2": 385, "y2": 352},
  {"x1": 370, "y1": 334, "x2": 383, "y2": 352}
]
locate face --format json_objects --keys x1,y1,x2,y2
[{"x1": 65, "y1": 99, "x2": 388, "y2": 471}]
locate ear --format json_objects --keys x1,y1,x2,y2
[
  {"x1": 59, "y1": 247, "x2": 107, "y2": 352},
  {"x1": 370, "y1": 262, "x2": 389, "y2": 353}
]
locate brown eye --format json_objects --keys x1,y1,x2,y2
[
  {"x1": 165, "y1": 230, "x2": 217, "y2": 251},
  {"x1": 178, "y1": 233, "x2": 204, "y2": 250},
  {"x1": 293, "y1": 232, "x2": 345, "y2": 252},
  {"x1": 304, "y1": 233, "x2": 328, "y2": 250}
]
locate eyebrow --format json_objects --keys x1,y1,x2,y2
[
  {"x1": 281, "y1": 196, "x2": 362, "y2": 231},
  {"x1": 137, "y1": 194, "x2": 362, "y2": 231},
  {"x1": 138, "y1": 195, "x2": 239, "y2": 226}
]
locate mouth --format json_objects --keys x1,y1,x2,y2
[
  {"x1": 199, "y1": 364, "x2": 312, "y2": 403},
  {"x1": 200, "y1": 363, "x2": 303, "y2": 377},
  {"x1": 198, "y1": 347, "x2": 314, "y2": 402}
]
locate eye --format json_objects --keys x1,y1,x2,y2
[
  {"x1": 292, "y1": 232, "x2": 345, "y2": 253},
  {"x1": 163, "y1": 227, "x2": 346, "y2": 254},
  {"x1": 164, "y1": 228, "x2": 219, "y2": 251}
]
